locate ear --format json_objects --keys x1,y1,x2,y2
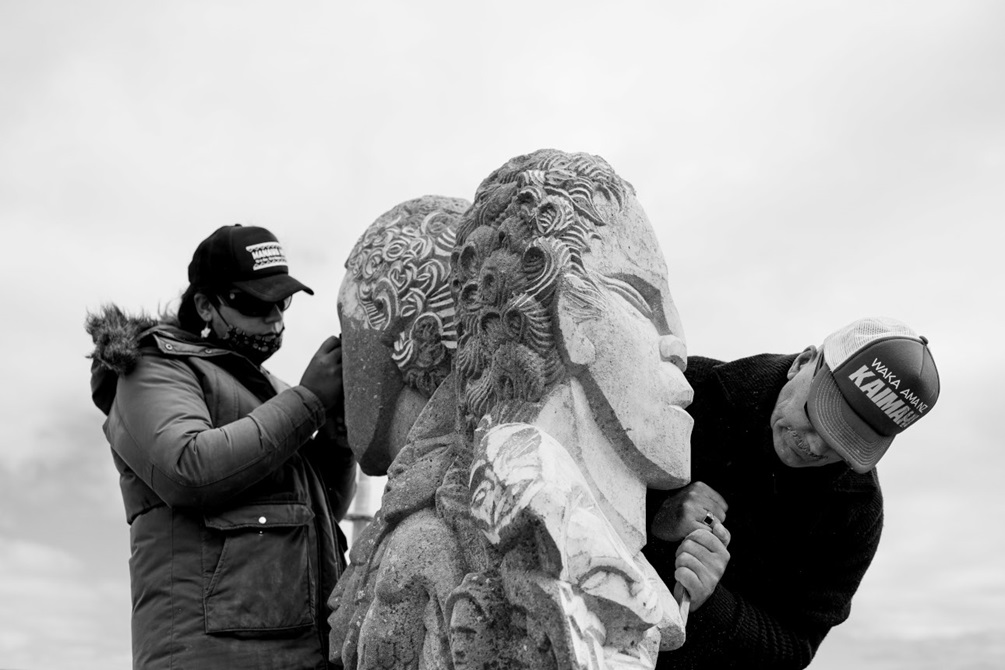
[
  {"x1": 194, "y1": 292, "x2": 215, "y2": 323},
  {"x1": 554, "y1": 275, "x2": 597, "y2": 369},
  {"x1": 787, "y1": 345, "x2": 819, "y2": 379}
]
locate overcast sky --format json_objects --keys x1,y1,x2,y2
[{"x1": 1, "y1": 1, "x2": 1003, "y2": 668}]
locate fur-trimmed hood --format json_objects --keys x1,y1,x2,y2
[
  {"x1": 85, "y1": 305, "x2": 182, "y2": 415},
  {"x1": 86, "y1": 305, "x2": 162, "y2": 376}
]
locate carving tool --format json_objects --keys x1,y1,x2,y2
[{"x1": 677, "y1": 583, "x2": 692, "y2": 626}]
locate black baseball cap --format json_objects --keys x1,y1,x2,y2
[
  {"x1": 806, "y1": 317, "x2": 940, "y2": 473},
  {"x1": 188, "y1": 224, "x2": 314, "y2": 301}
]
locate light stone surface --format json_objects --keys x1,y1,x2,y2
[
  {"x1": 330, "y1": 150, "x2": 692, "y2": 669},
  {"x1": 338, "y1": 195, "x2": 470, "y2": 475},
  {"x1": 469, "y1": 421, "x2": 680, "y2": 666}
]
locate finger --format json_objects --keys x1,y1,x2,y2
[
  {"x1": 683, "y1": 497, "x2": 727, "y2": 529},
  {"x1": 673, "y1": 565, "x2": 701, "y2": 598},
  {"x1": 688, "y1": 526, "x2": 729, "y2": 554},
  {"x1": 317, "y1": 335, "x2": 341, "y2": 353},
  {"x1": 675, "y1": 535, "x2": 719, "y2": 567},
  {"x1": 659, "y1": 505, "x2": 722, "y2": 543},
  {"x1": 696, "y1": 501, "x2": 727, "y2": 527},
  {"x1": 672, "y1": 580, "x2": 687, "y2": 606},
  {"x1": 690, "y1": 481, "x2": 729, "y2": 516},
  {"x1": 675, "y1": 547, "x2": 727, "y2": 592},
  {"x1": 675, "y1": 550, "x2": 707, "y2": 576},
  {"x1": 698, "y1": 509, "x2": 718, "y2": 528},
  {"x1": 711, "y1": 520, "x2": 731, "y2": 548}
]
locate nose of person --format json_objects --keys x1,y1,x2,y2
[
  {"x1": 659, "y1": 335, "x2": 687, "y2": 373},
  {"x1": 264, "y1": 304, "x2": 284, "y2": 331}
]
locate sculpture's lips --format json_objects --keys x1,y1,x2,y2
[{"x1": 663, "y1": 403, "x2": 694, "y2": 426}]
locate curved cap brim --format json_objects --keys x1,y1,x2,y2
[
  {"x1": 807, "y1": 364, "x2": 893, "y2": 473},
  {"x1": 232, "y1": 274, "x2": 314, "y2": 302}
]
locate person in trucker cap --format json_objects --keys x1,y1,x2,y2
[
  {"x1": 644, "y1": 316, "x2": 940, "y2": 669},
  {"x1": 86, "y1": 223, "x2": 356, "y2": 669}
]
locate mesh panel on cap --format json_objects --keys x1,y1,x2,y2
[{"x1": 822, "y1": 317, "x2": 919, "y2": 369}]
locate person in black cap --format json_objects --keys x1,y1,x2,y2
[
  {"x1": 644, "y1": 316, "x2": 941, "y2": 669},
  {"x1": 86, "y1": 224, "x2": 356, "y2": 670}
]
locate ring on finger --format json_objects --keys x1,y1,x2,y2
[{"x1": 702, "y1": 511, "x2": 716, "y2": 526}]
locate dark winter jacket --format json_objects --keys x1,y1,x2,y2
[
  {"x1": 645, "y1": 354, "x2": 883, "y2": 670},
  {"x1": 87, "y1": 306, "x2": 354, "y2": 670}
]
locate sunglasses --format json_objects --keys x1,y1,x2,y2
[{"x1": 216, "y1": 290, "x2": 292, "y2": 318}]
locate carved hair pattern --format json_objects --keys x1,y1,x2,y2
[
  {"x1": 347, "y1": 202, "x2": 465, "y2": 397},
  {"x1": 451, "y1": 150, "x2": 632, "y2": 430}
]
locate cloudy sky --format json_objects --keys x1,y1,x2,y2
[{"x1": 1, "y1": 1, "x2": 1003, "y2": 668}]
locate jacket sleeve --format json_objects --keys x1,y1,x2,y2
[
  {"x1": 106, "y1": 354, "x2": 328, "y2": 509},
  {"x1": 301, "y1": 398, "x2": 358, "y2": 521},
  {"x1": 657, "y1": 503, "x2": 883, "y2": 670}
]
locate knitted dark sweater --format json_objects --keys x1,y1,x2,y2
[{"x1": 644, "y1": 354, "x2": 884, "y2": 669}]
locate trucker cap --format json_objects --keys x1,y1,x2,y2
[
  {"x1": 188, "y1": 224, "x2": 314, "y2": 302},
  {"x1": 806, "y1": 317, "x2": 940, "y2": 473}
]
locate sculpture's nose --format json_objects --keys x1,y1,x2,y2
[{"x1": 659, "y1": 335, "x2": 687, "y2": 373}]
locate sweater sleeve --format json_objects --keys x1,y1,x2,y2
[
  {"x1": 107, "y1": 354, "x2": 328, "y2": 509},
  {"x1": 657, "y1": 498, "x2": 884, "y2": 669}
]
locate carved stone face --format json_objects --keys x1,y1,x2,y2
[
  {"x1": 446, "y1": 574, "x2": 512, "y2": 670},
  {"x1": 449, "y1": 598, "x2": 490, "y2": 670},
  {"x1": 557, "y1": 193, "x2": 692, "y2": 488},
  {"x1": 451, "y1": 150, "x2": 692, "y2": 488}
]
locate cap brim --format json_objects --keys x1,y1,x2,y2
[
  {"x1": 807, "y1": 365, "x2": 893, "y2": 473},
  {"x1": 232, "y1": 274, "x2": 314, "y2": 302}
]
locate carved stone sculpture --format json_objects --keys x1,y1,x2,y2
[
  {"x1": 330, "y1": 150, "x2": 693, "y2": 670},
  {"x1": 338, "y1": 195, "x2": 470, "y2": 475}
]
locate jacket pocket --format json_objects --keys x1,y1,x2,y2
[{"x1": 203, "y1": 502, "x2": 316, "y2": 634}]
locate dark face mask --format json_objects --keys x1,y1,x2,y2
[{"x1": 211, "y1": 312, "x2": 284, "y2": 364}]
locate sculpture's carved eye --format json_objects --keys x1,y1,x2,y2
[{"x1": 598, "y1": 275, "x2": 653, "y2": 321}]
